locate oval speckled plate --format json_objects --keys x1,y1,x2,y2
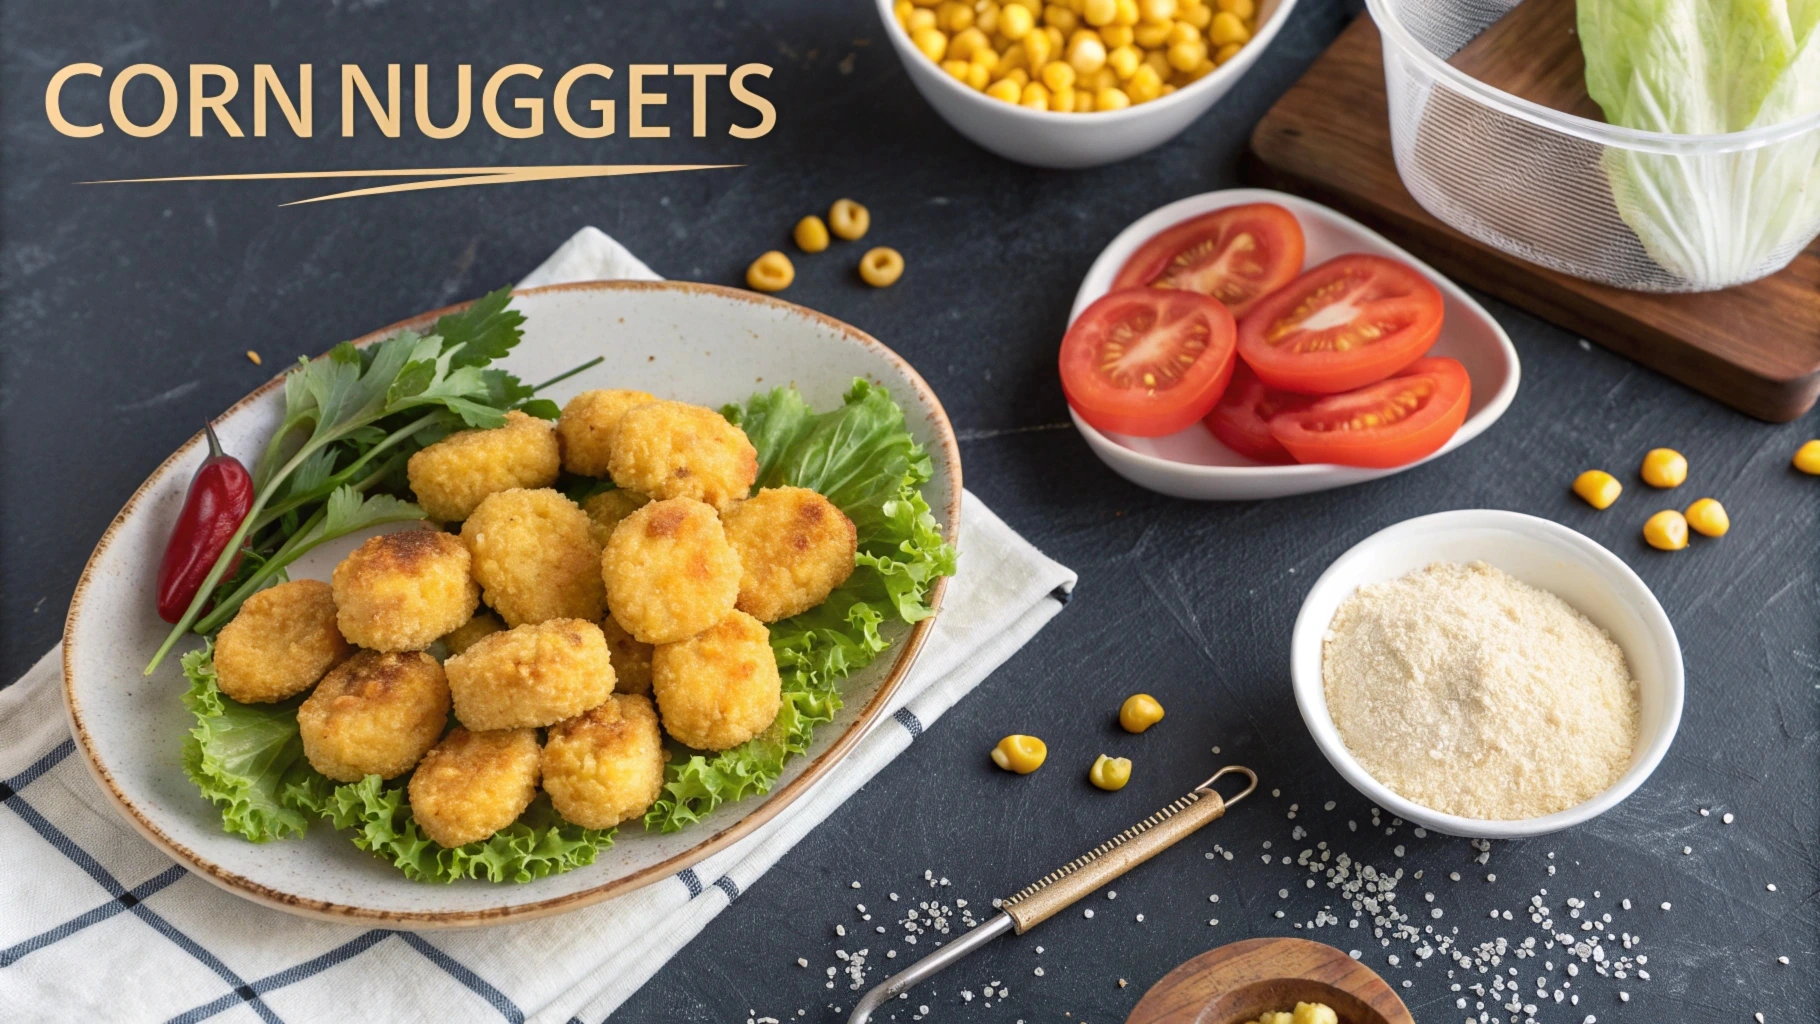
[{"x1": 61, "y1": 281, "x2": 960, "y2": 928}]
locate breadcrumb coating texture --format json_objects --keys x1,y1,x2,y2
[
  {"x1": 461, "y1": 488, "x2": 605, "y2": 627},
  {"x1": 582, "y1": 488, "x2": 652, "y2": 549},
  {"x1": 542, "y1": 694, "x2": 666, "y2": 829},
  {"x1": 558, "y1": 389, "x2": 657, "y2": 477},
  {"x1": 721, "y1": 486, "x2": 858, "y2": 622},
  {"x1": 601, "y1": 498, "x2": 742, "y2": 644},
  {"x1": 407, "y1": 410, "x2": 561, "y2": 522},
  {"x1": 408, "y1": 727, "x2": 541, "y2": 848},
  {"x1": 298, "y1": 650, "x2": 450, "y2": 782},
  {"x1": 440, "y1": 612, "x2": 504, "y2": 657},
  {"x1": 607, "y1": 400, "x2": 758, "y2": 512},
  {"x1": 599, "y1": 615, "x2": 655, "y2": 696},
  {"x1": 651, "y1": 610, "x2": 782, "y2": 751},
  {"x1": 330, "y1": 529, "x2": 478, "y2": 652},
  {"x1": 444, "y1": 618, "x2": 616, "y2": 730},
  {"x1": 214, "y1": 579, "x2": 351, "y2": 703}
]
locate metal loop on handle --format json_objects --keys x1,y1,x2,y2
[{"x1": 1194, "y1": 765, "x2": 1258, "y2": 809}]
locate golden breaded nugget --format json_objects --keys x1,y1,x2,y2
[
  {"x1": 582, "y1": 488, "x2": 652, "y2": 549},
  {"x1": 601, "y1": 498, "x2": 741, "y2": 644},
  {"x1": 652, "y1": 610, "x2": 781, "y2": 751},
  {"x1": 408, "y1": 727, "x2": 540, "y2": 848},
  {"x1": 440, "y1": 611, "x2": 504, "y2": 657},
  {"x1": 407, "y1": 410, "x2": 560, "y2": 522},
  {"x1": 721, "y1": 487, "x2": 858, "y2": 622},
  {"x1": 444, "y1": 618, "x2": 616, "y2": 729},
  {"x1": 558, "y1": 389, "x2": 657, "y2": 476},
  {"x1": 607, "y1": 400, "x2": 757, "y2": 512},
  {"x1": 297, "y1": 650, "x2": 450, "y2": 782},
  {"x1": 599, "y1": 615, "x2": 654, "y2": 696},
  {"x1": 542, "y1": 694, "x2": 666, "y2": 829},
  {"x1": 331, "y1": 529, "x2": 478, "y2": 652},
  {"x1": 461, "y1": 488, "x2": 604, "y2": 627},
  {"x1": 214, "y1": 579, "x2": 350, "y2": 703}
]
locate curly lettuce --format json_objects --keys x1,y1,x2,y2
[
  {"x1": 181, "y1": 644, "x2": 611, "y2": 882},
  {"x1": 645, "y1": 380, "x2": 957, "y2": 832}
]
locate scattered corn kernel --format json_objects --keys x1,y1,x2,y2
[
  {"x1": 1089, "y1": 754, "x2": 1133, "y2": 791},
  {"x1": 1119, "y1": 693, "x2": 1165, "y2": 733},
  {"x1": 245, "y1": 350, "x2": 262, "y2": 365},
  {"x1": 859, "y1": 247, "x2": 906, "y2": 287},
  {"x1": 828, "y1": 198, "x2": 870, "y2": 241},
  {"x1": 1640, "y1": 448, "x2": 1687, "y2": 488},
  {"x1": 1572, "y1": 469, "x2": 1621, "y2": 510},
  {"x1": 793, "y1": 215, "x2": 830, "y2": 254},
  {"x1": 746, "y1": 250, "x2": 794, "y2": 292},
  {"x1": 1793, "y1": 440, "x2": 1820, "y2": 474},
  {"x1": 991, "y1": 734, "x2": 1048, "y2": 773},
  {"x1": 1684, "y1": 498, "x2": 1729, "y2": 537},
  {"x1": 1643, "y1": 509, "x2": 1688, "y2": 551}
]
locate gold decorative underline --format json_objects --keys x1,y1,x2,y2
[{"x1": 79, "y1": 164, "x2": 740, "y2": 205}]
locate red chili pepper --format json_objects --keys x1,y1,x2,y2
[{"x1": 155, "y1": 422, "x2": 254, "y2": 623}]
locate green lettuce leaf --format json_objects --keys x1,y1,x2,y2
[
  {"x1": 1580, "y1": 0, "x2": 1820, "y2": 286},
  {"x1": 647, "y1": 381, "x2": 956, "y2": 832},
  {"x1": 180, "y1": 643, "x2": 314, "y2": 843}
]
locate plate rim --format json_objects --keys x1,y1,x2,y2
[{"x1": 59, "y1": 278, "x2": 963, "y2": 927}]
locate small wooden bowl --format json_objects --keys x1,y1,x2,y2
[{"x1": 1127, "y1": 938, "x2": 1415, "y2": 1024}]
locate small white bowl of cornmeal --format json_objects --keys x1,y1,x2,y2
[{"x1": 1291, "y1": 509, "x2": 1684, "y2": 839}]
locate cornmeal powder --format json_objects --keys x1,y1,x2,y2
[{"x1": 1322, "y1": 561, "x2": 1640, "y2": 821}]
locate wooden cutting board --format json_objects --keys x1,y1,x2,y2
[{"x1": 1245, "y1": 13, "x2": 1820, "y2": 423}]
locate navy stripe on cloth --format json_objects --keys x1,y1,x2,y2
[
  {"x1": 713, "y1": 875, "x2": 741, "y2": 902},
  {"x1": 2, "y1": 738, "x2": 75, "y2": 796},
  {"x1": 677, "y1": 867, "x2": 703, "y2": 898},
  {"x1": 1051, "y1": 584, "x2": 1073, "y2": 606},
  {"x1": 166, "y1": 930, "x2": 393, "y2": 1024},
  {"x1": 893, "y1": 707, "x2": 923, "y2": 737},
  {"x1": 2, "y1": 793, "x2": 283, "y2": 1024},
  {"x1": 1, "y1": 864, "x2": 186, "y2": 968},
  {"x1": 400, "y1": 932, "x2": 525, "y2": 1024}
]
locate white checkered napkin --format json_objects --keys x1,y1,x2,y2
[{"x1": 0, "y1": 229, "x2": 1078, "y2": 1024}]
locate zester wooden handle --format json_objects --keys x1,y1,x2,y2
[{"x1": 1001, "y1": 790, "x2": 1227, "y2": 934}]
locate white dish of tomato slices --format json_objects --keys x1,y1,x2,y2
[{"x1": 1066, "y1": 188, "x2": 1519, "y2": 501}]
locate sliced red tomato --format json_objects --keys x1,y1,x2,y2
[
  {"x1": 1236, "y1": 254, "x2": 1445, "y2": 395},
  {"x1": 1267, "y1": 357, "x2": 1470, "y2": 468},
  {"x1": 1111, "y1": 203, "x2": 1306, "y2": 318},
  {"x1": 1204, "y1": 362, "x2": 1314, "y2": 464},
  {"x1": 1061, "y1": 288, "x2": 1237, "y2": 437}
]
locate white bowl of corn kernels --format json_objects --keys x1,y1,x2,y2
[{"x1": 877, "y1": 0, "x2": 1297, "y2": 168}]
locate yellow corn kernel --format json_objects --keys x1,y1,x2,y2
[
  {"x1": 829, "y1": 198, "x2": 870, "y2": 241},
  {"x1": 912, "y1": 27, "x2": 949, "y2": 60},
  {"x1": 991, "y1": 734, "x2": 1048, "y2": 774},
  {"x1": 941, "y1": 57, "x2": 972, "y2": 80},
  {"x1": 1643, "y1": 509, "x2": 1688, "y2": 551},
  {"x1": 1115, "y1": 0, "x2": 1142, "y2": 25},
  {"x1": 1083, "y1": 65, "x2": 1113, "y2": 88},
  {"x1": 1167, "y1": 38, "x2": 1207, "y2": 70},
  {"x1": 1069, "y1": 35, "x2": 1109, "y2": 73},
  {"x1": 1212, "y1": 43, "x2": 1241, "y2": 65},
  {"x1": 1002, "y1": 66, "x2": 1031, "y2": 85},
  {"x1": 1126, "y1": 61, "x2": 1163, "y2": 100},
  {"x1": 746, "y1": 251, "x2": 794, "y2": 292},
  {"x1": 858, "y1": 246, "x2": 905, "y2": 287},
  {"x1": 1141, "y1": 0, "x2": 1178, "y2": 20},
  {"x1": 1000, "y1": 1, "x2": 1035, "y2": 37},
  {"x1": 1041, "y1": 60, "x2": 1077, "y2": 90},
  {"x1": 1020, "y1": 80, "x2": 1050, "y2": 107},
  {"x1": 1045, "y1": 3, "x2": 1080, "y2": 30},
  {"x1": 1291, "y1": 1004, "x2": 1340, "y2": 1024},
  {"x1": 986, "y1": 76, "x2": 1022, "y2": 102},
  {"x1": 1108, "y1": 44, "x2": 1142, "y2": 78},
  {"x1": 1684, "y1": 498, "x2": 1729, "y2": 537},
  {"x1": 1069, "y1": 25, "x2": 1102, "y2": 45},
  {"x1": 1160, "y1": 82, "x2": 1177, "y2": 94},
  {"x1": 999, "y1": 43, "x2": 1028, "y2": 69},
  {"x1": 1083, "y1": 0, "x2": 1117, "y2": 25},
  {"x1": 966, "y1": 61, "x2": 992, "y2": 88},
  {"x1": 1096, "y1": 85, "x2": 1131, "y2": 108},
  {"x1": 943, "y1": 1, "x2": 976, "y2": 30},
  {"x1": 1572, "y1": 470, "x2": 1621, "y2": 510},
  {"x1": 793, "y1": 215, "x2": 830, "y2": 254},
  {"x1": 911, "y1": 0, "x2": 943, "y2": 5},
  {"x1": 977, "y1": 1, "x2": 1001, "y2": 31},
  {"x1": 1796, "y1": 439, "x2": 1820, "y2": 474},
  {"x1": 1168, "y1": 20, "x2": 1201, "y2": 43},
  {"x1": 1047, "y1": 24, "x2": 1066, "y2": 48},
  {"x1": 1048, "y1": 84, "x2": 1077, "y2": 110},
  {"x1": 909, "y1": 7, "x2": 939, "y2": 31},
  {"x1": 1640, "y1": 447, "x2": 1687, "y2": 488},
  {"x1": 896, "y1": 0, "x2": 917, "y2": 25},
  {"x1": 1134, "y1": 20, "x2": 1173, "y2": 46},
  {"x1": 1183, "y1": 0, "x2": 1214, "y2": 25},
  {"x1": 1009, "y1": 0, "x2": 1042, "y2": 11},
  {"x1": 1143, "y1": 47, "x2": 1174, "y2": 76},
  {"x1": 1074, "y1": 88, "x2": 1096, "y2": 110},
  {"x1": 949, "y1": 26, "x2": 988, "y2": 59},
  {"x1": 973, "y1": 47, "x2": 1002, "y2": 73},
  {"x1": 1089, "y1": 754, "x2": 1133, "y2": 791},
  {"x1": 1101, "y1": 24, "x2": 1135, "y2": 47},
  {"x1": 1207, "y1": 10, "x2": 1251, "y2": 44},
  {"x1": 1216, "y1": 0, "x2": 1255, "y2": 17},
  {"x1": 1024, "y1": 25, "x2": 1054, "y2": 65},
  {"x1": 1119, "y1": 693, "x2": 1165, "y2": 733}
]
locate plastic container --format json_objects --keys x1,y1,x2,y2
[{"x1": 1368, "y1": 0, "x2": 1820, "y2": 293}]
